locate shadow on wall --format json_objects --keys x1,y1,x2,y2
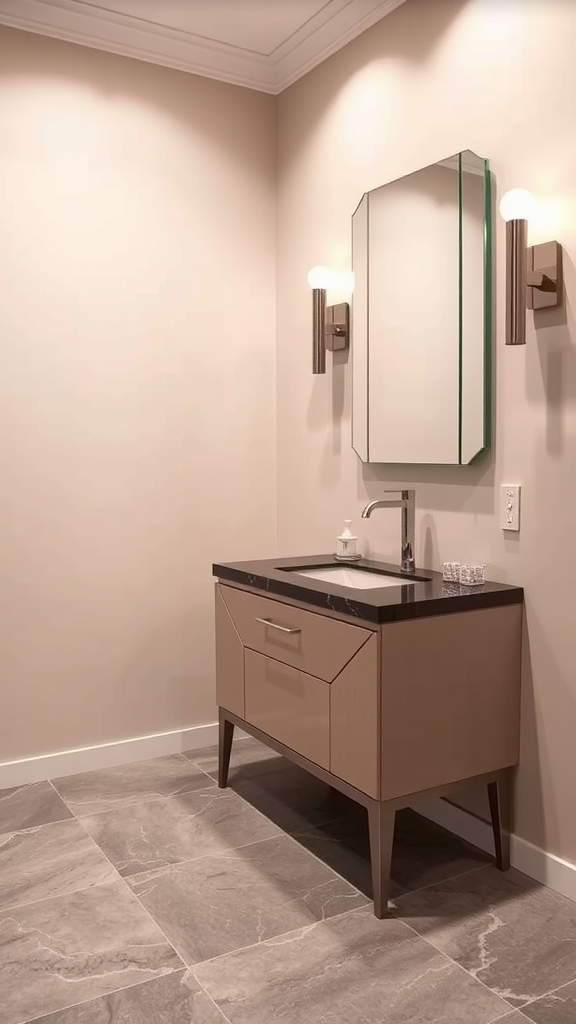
[
  {"x1": 532, "y1": 251, "x2": 576, "y2": 458},
  {"x1": 278, "y1": 0, "x2": 470, "y2": 171},
  {"x1": 359, "y1": 450, "x2": 495, "y2": 513},
  {"x1": 306, "y1": 348, "x2": 349, "y2": 491}
]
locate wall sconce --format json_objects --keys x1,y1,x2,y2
[
  {"x1": 500, "y1": 188, "x2": 563, "y2": 346},
  {"x1": 307, "y1": 265, "x2": 350, "y2": 374}
]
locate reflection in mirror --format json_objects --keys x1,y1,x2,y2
[{"x1": 351, "y1": 150, "x2": 491, "y2": 465}]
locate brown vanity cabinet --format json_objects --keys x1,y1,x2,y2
[{"x1": 214, "y1": 579, "x2": 522, "y2": 917}]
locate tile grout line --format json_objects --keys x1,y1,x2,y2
[
  {"x1": 283, "y1": 819, "x2": 494, "y2": 907},
  {"x1": 280, "y1": 821, "x2": 370, "y2": 901},
  {"x1": 190, "y1": 971, "x2": 235, "y2": 1024},
  {"x1": 391, "y1": 862, "x2": 492, "y2": 904},
  {"x1": 396, "y1": 886, "x2": 576, "y2": 1016},
  {"x1": 124, "y1": 833, "x2": 373, "y2": 970},
  {"x1": 0, "y1": 823, "x2": 126, "y2": 916},
  {"x1": 0, "y1": 812, "x2": 77, "y2": 844},
  {"x1": 17, "y1": 969, "x2": 193, "y2": 1024},
  {"x1": 10, "y1": 809, "x2": 191, "y2": 1021},
  {"x1": 514, "y1": 975, "x2": 576, "y2": 1012},
  {"x1": 122, "y1": 827, "x2": 295, "y2": 882},
  {"x1": 0, "y1": 874, "x2": 121, "y2": 917},
  {"x1": 203, "y1": 761, "x2": 294, "y2": 785},
  {"x1": 47, "y1": 777, "x2": 77, "y2": 816},
  {"x1": 113, "y1": 780, "x2": 372, "y2": 882},
  {"x1": 487, "y1": 1015, "x2": 525, "y2": 1023},
  {"x1": 174, "y1": 751, "x2": 219, "y2": 787},
  {"x1": 75, "y1": 815, "x2": 185, "y2": 964},
  {"x1": 186, "y1": 902, "x2": 375, "y2": 974},
  {"x1": 70, "y1": 818, "x2": 197, "y2": 1017},
  {"x1": 397, "y1": 914, "x2": 527, "y2": 1018},
  {"x1": 61, "y1": 781, "x2": 220, "y2": 820},
  {"x1": 49, "y1": 777, "x2": 219, "y2": 821},
  {"x1": 182, "y1": 735, "x2": 254, "y2": 765},
  {"x1": 227, "y1": 778, "x2": 372, "y2": 859},
  {"x1": 0, "y1": 778, "x2": 76, "y2": 836}
]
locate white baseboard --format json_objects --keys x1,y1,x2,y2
[
  {"x1": 0, "y1": 722, "x2": 220, "y2": 789},
  {"x1": 412, "y1": 796, "x2": 576, "y2": 905}
]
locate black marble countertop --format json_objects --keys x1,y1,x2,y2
[{"x1": 212, "y1": 554, "x2": 523, "y2": 625}]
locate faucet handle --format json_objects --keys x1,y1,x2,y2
[{"x1": 384, "y1": 488, "x2": 415, "y2": 502}]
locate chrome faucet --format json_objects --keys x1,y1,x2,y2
[{"x1": 361, "y1": 489, "x2": 416, "y2": 574}]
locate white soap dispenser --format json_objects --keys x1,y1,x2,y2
[{"x1": 334, "y1": 520, "x2": 361, "y2": 562}]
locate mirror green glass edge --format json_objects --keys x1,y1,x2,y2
[
  {"x1": 458, "y1": 152, "x2": 463, "y2": 464},
  {"x1": 457, "y1": 151, "x2": 492, "y2": 466},
  {"x1": 458, "y1": 151, "x2": 492, "y2": 465},
  {"x1": 482, "y1": 156, "x2": 493, "y2": 460}
]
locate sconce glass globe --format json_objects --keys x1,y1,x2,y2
[
  {"x1": 499, "y1": 188, "x2": 536, "y2": 222},
  {"x1": 307, "y1": 265, "x2": 332, "y2": 289}
]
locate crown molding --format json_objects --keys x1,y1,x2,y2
[
  {"x1": 0, "y1": 0, "x2": 273, "y2": 91},
  {"x1": 0, "y1": 0, "x2": 408, "y2": 94},
  {"x1": 271, "y1": 0, "x2": 408, "y2": 92}
]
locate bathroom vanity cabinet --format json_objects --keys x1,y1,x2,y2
[{"x1": 213, "y1": 555, "x2": 523, "y2": 917}]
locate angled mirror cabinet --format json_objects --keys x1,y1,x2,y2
[{"x1": 352, "y1": 150, "x2": 491, "y2": 465}]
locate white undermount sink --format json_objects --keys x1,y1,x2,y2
[{"x1": 291, "y1": 566, "x2": 413, "y2": 589}]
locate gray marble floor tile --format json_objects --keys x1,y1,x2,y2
[
  {"x1": 52, "y1": 755, "x2": 215, "y2": 816},
  {"x1": 521, "y1": 978, "x2": 576, "y2": 1023},
  {"x1": 30, "y1": 969, "x2": 228, "y2": 1024},
  {"x1": 293, "y1": 807, "x2": 489, "y2": 899},
  {"x1": 129, "y1": 833, "x2": 368, "y2": 965},
  {"x1": 0, "y1": 879, "x2": 182, "y2": 1024},
  {"x1": 195, "y1": 906, "x2": 509, "y2": 1024},
  {"x1": 185, "y1": 735, "x2": 291, "y2": 782},
  {"x1": 231, "y1": 763, "x2": 356, "y2": 833},
  {"x1": 495, "y1": 1015, "x2": 532, "y2": 1022},
  {"x1": 82, "y1": 787, "x2": 283, "y2": 876},
  {"x1": 0, "y1": 818, "x2": 117, "y2": 911},
  {"x1": 0, "y1": 781, "x2": 73, "y2": 834},
  {"x1": 396, "y1": 866, "x2": 576, "y2": 1007}
]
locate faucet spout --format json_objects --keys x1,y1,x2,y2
[
  {"x1": 360, "y1": 489, "x2": 416, "y2": 573},
  {"x1": 362, "y1": 499, "x2": 403, "y2": 518}
]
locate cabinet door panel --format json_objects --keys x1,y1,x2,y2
[{"x1": 244, "y1": 650, "x2": 329, "y2": 769}]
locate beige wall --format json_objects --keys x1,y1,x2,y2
[
  {"x1": 276, "y1": 0, "x2": 576, "y2": 863},
  {"x1": 0, "y1": 27, "x2": 276, "y2": 760}
]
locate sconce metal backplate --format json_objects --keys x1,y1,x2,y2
[
  {"x1": 325, "y1": 302, "x2": 350, "y2": 352},
  {"x1": 527, "y1": 241, "x2": 562, "y2": 310}
]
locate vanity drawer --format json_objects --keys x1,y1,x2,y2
[
  {"x1": 244, "y1": 650, "x2": 329, "y2": 769},
  {"x1": 218, "y1": 584, "x2": 371, "y2": 682}
]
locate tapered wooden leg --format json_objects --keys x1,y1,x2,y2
[
  {"x1": 218, "y1": 710, "x2": 234, "y2": 789},
  {"x1": 488, "y1": 772, "x2": 511, "y2": 871},
  {"x1": 367, "y1": 801, "x2": 396, "y2": 918}
]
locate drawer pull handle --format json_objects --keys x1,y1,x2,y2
[{"x1": 255, "y1": 617, "x2": 301, "y2": 635}]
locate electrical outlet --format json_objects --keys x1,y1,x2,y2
[{"x1": 500, "y1": 484, "x2": 521, "y2": 532}]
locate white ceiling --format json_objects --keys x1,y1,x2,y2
[{"x1": 0, "y1": 0, "x2": 409, "y2": 93}]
